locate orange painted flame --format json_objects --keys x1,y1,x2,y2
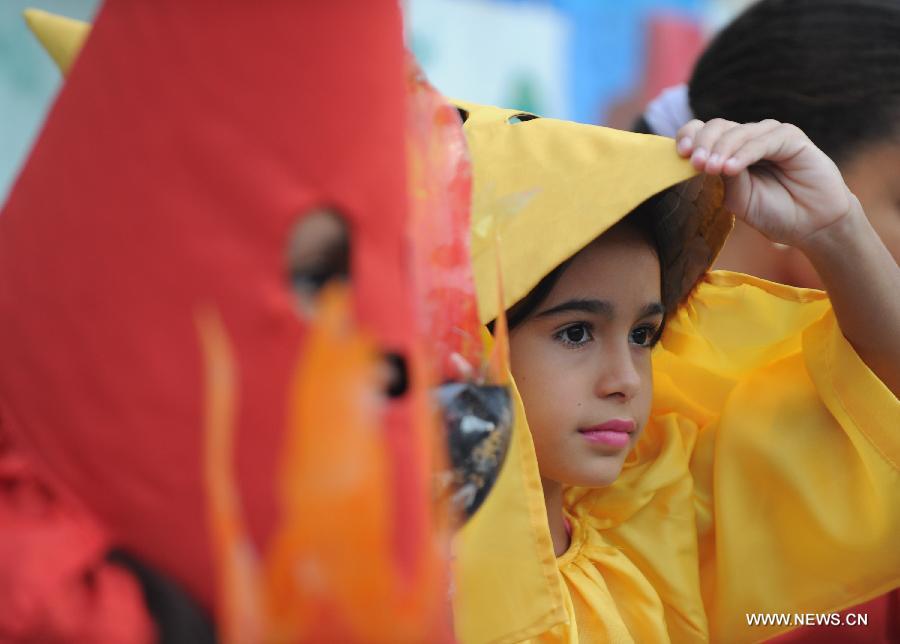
[
  {"x1": 263, "y1": 285, "x2": 393, "y2": 642},
  {"x1": 196, "y1": 305, "x2": 263, "y2": 644},
  {"x1": 198, "y1": 284, "x2": 449, "y2": 644}
]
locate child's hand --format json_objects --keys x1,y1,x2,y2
[
  {"x1": 677, "y1": 118, "x2": 900, "y2": 396},
  {"x1": 675, "y1": 119, "x2": 859, "y2": 250}
]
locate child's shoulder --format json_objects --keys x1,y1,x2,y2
[{"x1": 659, "y1": 270, "x2": 831, "y2": 377}]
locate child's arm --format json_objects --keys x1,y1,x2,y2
[{"x1": 676, "y1": 119, "x2": 900, "y2": 395}]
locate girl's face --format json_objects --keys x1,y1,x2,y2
[{"x1": 509, "y1": 223, "x2": 663, "y2": 489}]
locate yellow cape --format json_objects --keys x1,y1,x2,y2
[{"x1": 454, "y1": 103, "x2": 900, "y2": 643}]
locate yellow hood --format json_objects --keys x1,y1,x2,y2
[{"x1": 455, "y1": 100, "x2": 732, "y2": 324}]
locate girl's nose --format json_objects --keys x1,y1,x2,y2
[{"x1": 593, "y1": 343, "x2": 642, "y2": 401}]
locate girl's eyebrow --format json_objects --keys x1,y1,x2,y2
[
  {"x1": 535, "y1": 298, "x2": 613, "y2": 318},
  {"x1": 639, "y1": 303, "x2": 665, "y2": 319},
  {"x1": 535, "y1": 299, "x2": 665, "y2": 319}
]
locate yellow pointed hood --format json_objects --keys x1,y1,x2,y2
[
  {"x1": 23, "y1": 8, "x2": 90, "y2": 76},
  {"x1": 456, "y1": 100, "x2": 733, "y2": 323}
]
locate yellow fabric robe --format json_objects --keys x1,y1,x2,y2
[{"x1": 453, "y1": 104, "x2": 900, "y2": 643}]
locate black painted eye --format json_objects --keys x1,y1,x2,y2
[
  {"x1": 383, "y1": 352, "x2": 408, "y2": 399},
  {"x1": 285, "y1": 209, "x2": 409, "y2": 401},
  {"x1": 286, "y1": 208, "x2": 349, "y2": 318}
]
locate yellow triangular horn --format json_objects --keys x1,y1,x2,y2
[{"x1": 23, "y1": 8, "x2": 91, "y2": 76}]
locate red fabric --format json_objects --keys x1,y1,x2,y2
[
  {"x1": 641, "y1": 15, "x2": 705, "y2": 105},
  {"x1": 0, "y1": 0, "x2": 424, "y2": 632},
  {"x1": 0, "y1": 433, "x2": 154, "y2": 643},
  {"x1": 767, "y1": 594, "x2": 899, "y2": 643},
  {"x1": 407, "y1": 61, "x2": 481, "y2": 383}
]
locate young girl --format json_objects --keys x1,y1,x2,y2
[{"x1": 452, "y1": 103, "x2": 900, "y2": 643}]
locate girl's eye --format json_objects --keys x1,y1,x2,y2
[
  {"x1": 555, "y1": 323, "x2": 593, "y2": 347},
  {"x1": 630, "y1": 325, "x2": 659, "y2": 348}
]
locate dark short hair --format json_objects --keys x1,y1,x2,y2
[{"x1": 689, "y1": 0, "x2": 900, "y2": 165}]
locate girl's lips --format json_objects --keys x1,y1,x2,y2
[
  {"x1": 578, "y1": 419, "x2": 636, "y2": 449},
  {"x1": 580, "y1": 419, "x2": 636, "y2": 434}
]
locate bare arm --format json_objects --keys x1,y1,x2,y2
[
  {"x1": 797, "y1": 198, "x2": 900, "y2": 394},
  {"x1": 676, "y1": 118, "x2": 900, "y2": 395}
]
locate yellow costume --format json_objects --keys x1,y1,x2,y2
[{"x1": 454, "y1": 103, "x2": 900, "y2": 643}]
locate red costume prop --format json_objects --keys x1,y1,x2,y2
[{"x1": 0, "y1": 2, "x2": 489, "y2": 640}]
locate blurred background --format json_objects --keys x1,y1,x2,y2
[{"x1": 0, "y1": 0, "x2": 755, "y2": 202}]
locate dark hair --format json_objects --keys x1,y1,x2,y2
[
  {"x1": 688, "y1": 0, "x2": 900, "y2": 165},
  {"x1": 493, "y1": 192, "x2": 669, "y2": 334}
]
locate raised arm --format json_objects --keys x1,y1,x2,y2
[{"x1": 676, "y1": 118, "x2": 900, "y2": 395}]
